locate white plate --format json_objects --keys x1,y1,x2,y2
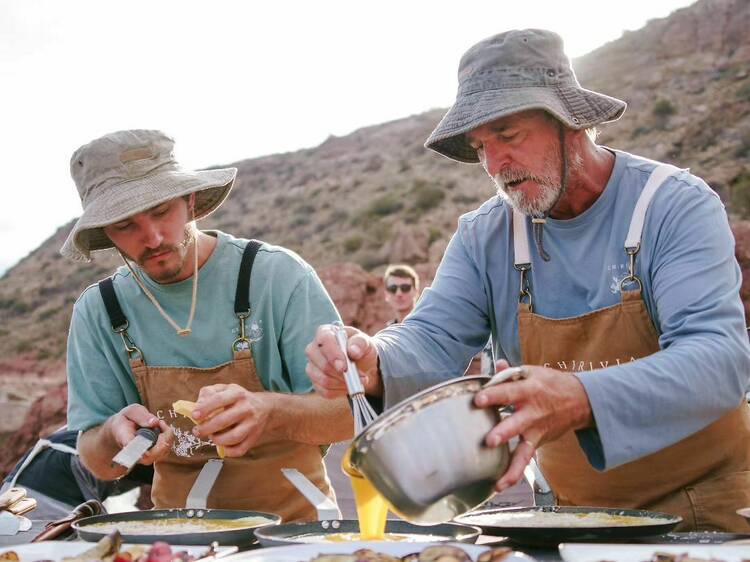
[
  {"x1": 559, "y1": 542, "x2": 750, "y2": 562},
  {"x1": 0, "y1": 541, "x2": 219, "y2": 562},
  {"x1": 221, "y1": 541, "x2": 489, "y2": 561}
]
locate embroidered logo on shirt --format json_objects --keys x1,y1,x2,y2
[
  {"x1": 247, "y1": 320, "x2": 264, "y2": 342},
  {"x1": 607, "y1": 263, "x2": 630, "y2": 294},
  {"x1": 232, "y1": 319, "x2": 264, "y2": 345}
]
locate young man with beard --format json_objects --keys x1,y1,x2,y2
[
  {"x1": 62, "y1": 130, "x2": 350, "y2": 521},
  {"x1": 305, "y1": 30, "x2": 750, "y2": 531}
]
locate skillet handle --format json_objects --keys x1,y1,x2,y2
[{"x1": 186, "y1": 459, "x2": 224, "y2": 509}]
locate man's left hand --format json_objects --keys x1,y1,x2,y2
[
  {"x1": 474, "y1": 363, "x2": 594, "y2": 492},
  {"x1": 191, "y1": 384, "x2": 273, "y2": 457}
]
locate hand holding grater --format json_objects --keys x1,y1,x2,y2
[{"x1": 112, "y1": 426, "x2": 161, "y2": 471}]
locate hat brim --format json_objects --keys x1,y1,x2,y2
[
  {"x1": 425, "y1": 85, "x2": 626, "y2": 163},
  {"x1": 60, "y1": 167, "x2": 236, "y2": 261}
]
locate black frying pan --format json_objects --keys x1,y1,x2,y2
[
  {"x1": 253, "y1": 519, "x2": 481, "y2": 547},
  {"x1": 454, "y1": 506, "x2": 682, "y2": 546},
  {"x1": 73, "y1": 508, "x2": 281, "y2": 546}
]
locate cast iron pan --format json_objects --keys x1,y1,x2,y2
[
  {"x1": 253, "y1": 519, "x2": 481, "y2": 547},
  {"x1": 73, "y1": 508, "x2": 281, "y2": 546},
  {"x1": 454, "y1": 506, "x2": 682, "y2": 546}
]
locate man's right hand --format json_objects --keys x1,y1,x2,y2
[
  {"x1": 107, "y1": 404, "x2": 173, "y2": 466},
  {"x1": 305, "y1": 324, "x2": 382, "y2": 398}
]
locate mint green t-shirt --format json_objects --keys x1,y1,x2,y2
[{"x1": 66, "y1": 232, "x2": 340, "y2": 432}]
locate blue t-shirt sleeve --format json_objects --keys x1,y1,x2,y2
[
  {"x1": 278, "y1": 269, "x2": 341, "y2": 393},
  {"x1": 66, "y1": 289, "x2": 135, "y2": 432},
  {"x1": 577, "y1": 175, "x2": 750, "y2": 469},
  {"x1": 375, "y1": 227, "x2": 492, "y2": 408}
]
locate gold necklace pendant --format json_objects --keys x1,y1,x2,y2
[{"x1": 177, "y1": 328, "x2": 192, "y2": 337}]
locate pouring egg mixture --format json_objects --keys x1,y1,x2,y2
[{"x1": 340, "y1": 446, "x2": 390, "y2": 541}]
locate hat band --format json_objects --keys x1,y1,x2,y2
[
  {"x1": 458, "y1": 68, "x2": 578, "y2": 96},
  {"x1": 81, "y1": 161, "x2": 181, "y2": 207}
]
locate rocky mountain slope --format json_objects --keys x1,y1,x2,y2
[{"x1": 0, "y1": 0, "x2": 748, "y2": 471}]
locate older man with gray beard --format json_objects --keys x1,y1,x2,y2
[{"x1": 305, "y1": 29, "x2": 750, "y2": 531}]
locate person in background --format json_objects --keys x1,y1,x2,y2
[
  {"x1": 1, "y1": 429, "x2": 153, "y2": 519},
  {"x1": 61, "y1": 129, "x2": 351, "y2": 521},
  {"x1": 306, "y1": 29, "x2": 750, "y2": 531},
  {"x1": 383, "y1": 264, "x2": 420, "y2": 326}
]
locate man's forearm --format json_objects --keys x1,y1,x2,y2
[
  {"x1": 78, "y1": 421, "x2": 129, "y2": 481},
  {"x1": 267, "y1": 393, "x2": 354, "y2": 444}
]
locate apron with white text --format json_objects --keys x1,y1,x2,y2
[
  {"x1": 512, "y1": 165, "x2": 750, "y2": 531},
  {"x1": 99, "y1": 241, "x2": 333, "y2": 522}
]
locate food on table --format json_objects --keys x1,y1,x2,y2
[
  {"x1": 0, "y1": 532, "x2": 223, "y2": 562},
  {"x1": 80, "y1": 515, "x2": 271, "y2": 535},
  {"x1": 595, "y1": 552, "x2": 750, "y2": 562},
  {"x1": 308, "y1": 546, "x2": 516, "y2": 562},
  {"x1": 468, "y1": 510, "x2": 671, "y2": 528},
  {"x1": 62, "y1": 529, "x2": 123, "y2": 562},
  {"x1": 292, "y1": 532, "x2": 451, "y2": 543},
  {"x1": 171, "y1": 400, "x2": 225, "y2": 458}
]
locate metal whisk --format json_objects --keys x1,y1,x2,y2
[{"x1": 333, "y1": 324, "x2": 378, "y2": 434}]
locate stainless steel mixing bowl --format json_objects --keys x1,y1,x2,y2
[{"x1": 349, "y1": 375, "x2": 510, "y2": 525}]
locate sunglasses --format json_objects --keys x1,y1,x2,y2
[{"x1": 386, "y1": 284, "x2": 413, "y2": 294}]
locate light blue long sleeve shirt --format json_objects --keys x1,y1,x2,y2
[{"x1": 373, "y1": 149, "x2": 750, "y2": 471}]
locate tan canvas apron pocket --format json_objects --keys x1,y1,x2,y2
[{"x1": 686, "y1": 470, "x2": 750, "y2": 532}]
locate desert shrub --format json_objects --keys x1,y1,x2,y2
[
  {"x1": 36, "y1": 305, "x2": 61, "y2": 321},
  {"x1": 327, "y1": 209, "x2": 349, "y2": 225},
  {"x1": 630, "y1": 126, "x2": 651, "y2": 139},
  {"x1": 652, "y1": 99, "x2": 676, "y2": 118},
  {"x1": 428, "y1": 227, "x2": 444, "y2": 245},
  {"x1": 730, "y1": 173, "x2": 750, "y2": 218},
  {"x1": 364, "y1": 195, "x2": 403, "y2": 218},
  {"x1": 358, "y1": 252, "x2": 389, "y2": 270},
  {"x1": 363, "y1": 155, "x2": 384, "y2": 173},
  {"x1": 737, "y1": 82, "x2": 750, "y2": 101},
  {"x1": 413, "y1": 183, "x2": 445, "y2": 211},
  {"x1": 290, "y1": 215, "x2": 310, "y2": 228},
  {"x1": 0, "y1": 297, "x2": 31, "y2": 315},
  {"x1": 734, "y1": 135, "x2": 750, "y2": 159},
  {"x1": 273, "y1": 194, "x2": 289, "y2": 206},
  {"x1": 343, "y1": 235, "x2": 363, "y2": 253},
  {"x1": 452, "y1": 193, "x2": 481, "y2": 205},
  {"x1": 15, "y1": 340, "x2": 32, "y2": 353}
]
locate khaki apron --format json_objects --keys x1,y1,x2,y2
[
  {"x1": 511, "y1": 164, "x2": 750, "y2": 531},
  {"x1": 99, "y1": 241, "x2": 332, "y2": 522}
]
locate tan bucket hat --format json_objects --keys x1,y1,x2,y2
[
  {"x1": 425, "y1": 29, "x2": 627, "y2": 163},
  {"x1": 61, "y1": 129, "x2": 237, "y2": 261}
]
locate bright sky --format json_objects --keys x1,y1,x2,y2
[{"x1": 0, "y1": 0, "x2": 697, "y2": 274}]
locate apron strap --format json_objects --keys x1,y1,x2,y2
[
  {"x1": 624, "y1": 164, "x2": 681, "y2": 252},
  {"x1": 234, "y1": 240, "x2": 264, "y2": 315},
  {"x1": 8, "y1": 438, "x2": 79, "y2": 489},
  {"x1": 99, "y1": 277, "x2": 128, "y2": 331},
  {"x1": 512, "y1": 209, "x2": 533, "y2": 309},
  {"x1": 232, "y1": 240, "x2": 264, "y2": 352},
  {"x1": 513, "y1": 209, "x2": 531, "y2": 269},
  {"x1": 619, "y1": 164, "x2": 681, "y2": 293},
  {"x1": 99, "y1": 277, "x2": 143, "y2": 362}
]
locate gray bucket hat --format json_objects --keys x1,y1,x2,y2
[
  {"x1": 61, "y1": 129, "x2": 237, "y2": 261},
  {"x1": 425, "y1": 29, "x2": 627, "y2": 163}
]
